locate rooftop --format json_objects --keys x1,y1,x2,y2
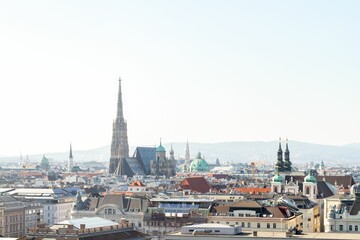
[{"x1": 166, "y1": 231, "x2": 360, "y2": 239}]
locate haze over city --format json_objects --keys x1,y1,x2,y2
[{"x1": 1, "y1": 1, "x2": 359, "y2": 156}]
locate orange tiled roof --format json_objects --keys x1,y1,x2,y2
[
  {"x1": 180, "y1": 176, "x2": 211, "y2": 193},
  {"x1": 129, "y1": 180, "x2": 145, "y2": 187}
]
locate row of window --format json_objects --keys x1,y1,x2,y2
[
  {"x1": 5, "y1": 215, "x2": 23, "y2": 223},
  {"x1": 331, "y1": 225, "x2": 359, "y2": 231},
  {"x1": 6, "y1": 223, "x2": 23, "y2": 232},
  {"x1": 212, "y1": 221, "x2": 289, "y2": 229}
]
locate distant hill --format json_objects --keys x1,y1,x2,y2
[
  {"x1": 1, "y1": 141, "x2": 360, "y2": 166},
  {"x1": 344, "y1": 143, "x2": 360, "y2": 149}
]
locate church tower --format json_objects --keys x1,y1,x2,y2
[
  {"x1": 184, "y1": 140, "x2": 190, "y2": 172},
  {"x1": 68, "y1": 143, "x2": 74, "y2": 172},
  {"x1": 275, "y1": 138, "x2": 284, "y2": 173},
  {"x1": 169, "y1": 144, "x2": 175, "y2": 161},
  {"x1": 109, "y1": 78, "x2": 129, "y2": 175},
  {"x1": 283, "y1": 139, "x2": 292, "y2": 172}
]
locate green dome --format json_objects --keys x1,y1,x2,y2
[
  {"x1": 189, "y1": 152, "x2": 209, "y2": 172},
  {"x1": 304, "y1": 173, "x2": 316, "y2": 183},
  {"x1": 272, "y1": 173, "x2": 283, "y2": 182},
  {"x1": 156, "y1": 144, "x2": 166, "y2": 152}
]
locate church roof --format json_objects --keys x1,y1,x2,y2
[
  {"x1": 156, "y1": 143, "x2": 166, "y2": 152},
  {"x1": 304, "y1": 173, "x2": 316, "y2": 183},
  {"x1": 133, "y1": 147, "x2": 156, "y2": 175},
  {"x1": 189, "y1": 152, "x2": 209, "y2": 172},
  {"x1": 272, "y1": 173, "x2": 283, "y2": 182}
]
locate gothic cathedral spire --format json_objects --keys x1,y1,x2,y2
[{"x1": 109, "y1": 78, "x2": 130, "y2": 175}]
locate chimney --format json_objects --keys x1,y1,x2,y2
[
  {"x1": 120, "y1": 218, "x2": 127, "y2": 225},
  {"x1": 80, "y1": 224, "x2": 86, "y2": 230}
]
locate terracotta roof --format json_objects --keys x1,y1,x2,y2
[
  {"x1": 129, "y1": 180, "x2": 145, "y2": 187},
  {"x1": 180, "y1": 176, "x2": 211, "y2": 193}
]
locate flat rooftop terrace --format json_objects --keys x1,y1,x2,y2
[{"x1": 166, "y1": 231, "x2": 360, "y2": 240}]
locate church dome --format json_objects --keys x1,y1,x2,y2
[
  {"x1": 189, "y1": 152, "x2": 209, "y2": 172},
  {"x1": 156, "y1": 143, "x2": 166, "y2": 152},
  {"x1": 272, "y1": 173, "x2": 283, "y2": 182},
  {"x1": 304, "y1": 173, "x2": 316, "y2": 183}
]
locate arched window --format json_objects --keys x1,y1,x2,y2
[
  {"x1": 355, "y1": 225, "x2": 358, "y2": 231},
  {"x1": 306, "y1": 187, "x2": 310, "y2": 195},
  {"x1": 349, "y1": 225, "x2": 353, "y2": 231}
]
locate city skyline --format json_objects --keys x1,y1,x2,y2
[{"x1": 1, "y1": 1, "x2": 360, "y2": 156}]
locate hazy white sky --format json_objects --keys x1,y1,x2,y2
[{"x1": 1, "y1": 1, "x2": 359, "y2": 156}]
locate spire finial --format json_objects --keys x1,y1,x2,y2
[
  {"x1": 69, "y1": 142, "x2": 73, "y2": 159},
  {"x1": 160, "y1": 138, "x2": 162, "y2": 146}
]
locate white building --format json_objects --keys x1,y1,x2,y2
[
  {"x1": 324, "y1": 183, "x2": 360, "y2": 233},
  {"x1": 5, "y1": 188, "x2": 76, "y2": 226}
]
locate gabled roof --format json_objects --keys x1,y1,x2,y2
[
  {"x1": 180, "y1": 176, "x2": 211, "y2": 193},
  {"x1": 265, "y1": 206, "x2": 292, "y2": 218},
  {"x1": 316, "y1": 181, "x2": 336, "y2": 198},
  {"x1": 229, "y1": 200, "x2": 262, "y2": 209},
  {"x1": 100, "y1": 194, "x2": 128, "y2": 209}
]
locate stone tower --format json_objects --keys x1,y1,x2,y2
[
  {"x1": 109, "y1": 78, "x2": 129, "y2": 175},
  {"x1": 68, "y1": 143, "x2": 74, "y2": 172}
]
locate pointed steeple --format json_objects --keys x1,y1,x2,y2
[
  {"x1": 170, "y1": 144, "x2": 174, "y2": 154},
  {"x1": 169, "y1": 144, "x2": 175, "y2": 161},
  {"x1": 69, "y1": 143, "x2": 73, "y2": 159},
  {"x1": 276, "y1": 138, "x2": 284, "y2": 172},
  {"x1": 185, "y1": 140, "x2": 190, "y2": 172},
  {"x1": 284, "y1": 139, "x2": 292, "y2": 172},
  {"x1": 109, "y1": 77, "x2": 130, "y2": 175},
  {"x1": 116, "y1": 77, "x2": 124, "y2": 120},
  {"x1": 285, "y1": 139, "x2": 289, "y2": 153},
  {"x1": 68, "y1": 143, "x2": 74, "y2": 172}
]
